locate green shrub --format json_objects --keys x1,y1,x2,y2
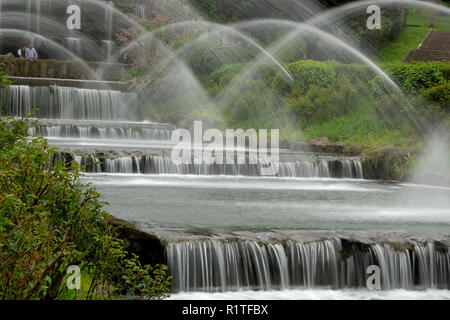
[
  {"x1": 273, "y1": 60, "x2": 336, "y2": 95},
  {"x1": 369, "y1": 75, "x2": 397, "y2": 98},
  {"x1": 287, "y1": 80, "x2": 357, "y2": 127},
  {"x1": 207, "y1": 63, "x2": 247, "y2": 89},
  {"x1": 143, "y1": 23, "x2": 155, "y2": 31},
  {"x1": 0, "y1": 116, "x2": 171, "y2": 300},
  {"x1": 0, "y1": 64, "x2": 12, "y2": 88},
  {"x1": 185, "y1": 42, "x2": 255, "y2": 78},
  {"x1": 385, "y1": 63, "x2": 445, "y2": 95},
  {"x1": 221, "y1": 80, "x2": 283, "y2": 129},
  {"x1": 331, "y1": 62, "x2": 373, "y2": 83},
  {"x1": 123, "y1": 67, "x2": 146, "y2": 81},
  {"x1": 421, "y1": 82, "x2": 450, "y2": 112},
  {"x1": 437, "y1": 63, "x2": 450, "y2": 81}
]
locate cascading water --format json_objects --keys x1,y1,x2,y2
[
  {"x1": 135, "y1": 6, "x2": 146, "y2": 19},
  {"x1": 105, "y1": 1, "x2": 114, "y2": 41},
  {"x1": 55, "y1": 152, "x2": 363, "y2": 178},
  {"x1": 167, "y1": 238, "x2": 450, "y2": 292},
  {"x1": 29, "y1": 124, "x2": 172, "y2": 141},
  {"x1": 0, "y1": 85, "x2": 137, "y2": 121},
  {"x1": 1, "y1": 0, "x2": 448, "y2": 301},
  {"x1": 102, "y1": 40, "x2": 116, "y2": 63},
  {"x1": 65, "y1": 37, "x2": 82, "y2": 57}
]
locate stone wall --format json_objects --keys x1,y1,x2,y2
[
  {"x1": 0, "y1": 53, "x2": 132, "y2": 81},
  {"x1": 109, "y1": 216, "x2": 166, "y2": 267},
  {"x1": 361, "y1": 146, "x2": 414, "y2": 181}
]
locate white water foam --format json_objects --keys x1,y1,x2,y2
[{"x1": 169, "y1": 289, "x2": 450, "y2": 300}]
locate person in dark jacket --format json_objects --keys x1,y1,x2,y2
[{"x1": 17, "y1": 45, "x2": 27, "y2": 58}]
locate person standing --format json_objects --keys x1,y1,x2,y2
[
  {"x1": 25, "y1": 44, "x2": 38, "y2": 59},
  {"x1": 18, "y1": 45, "x2": 27, "y2": 58}
]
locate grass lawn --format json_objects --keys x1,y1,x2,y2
[{"x1": 377, "y1": 9, "x2": 450, "y2": 64}]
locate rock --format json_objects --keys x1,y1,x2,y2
[
  {"x1": 346, "y1": 145, "x2": 362, "y2": 156},
  {"x1": 322, "y1": 143, "x2": 345, "y2": 154},
  {"x1": 0, "y1": 53, "x2": 18, "y2": 75},
  {"x1": 290, "y1": 141, "x2": 308, "y2": 151},
  {"x1": 109, "y1": 216, "x2": 166, "y2": 266},
  {"x1": 279, "y1": 139, "x2": 290, "y2": 149},
  {"x1": 361, "y1": 145, "x2": 414, "y2": 181},
  {"x1": 306, "y1": 137, "x2": 331, "y2": 145},
  {"x1": 305, "y1": 137, "x2": 345, "y2": 154}
]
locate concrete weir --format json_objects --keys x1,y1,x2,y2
[
  {"x1": 0, "y1": 54, "x2": 133, "y2": 90},
  {"x1": 9, "y1": 76, "x2": 130, "y2": 91},
  {"x1": 108, "y1": 217, "x2": 450, "y2": 292}
]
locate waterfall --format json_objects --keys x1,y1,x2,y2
[
  {"x1": 36, "y1": 0, "x2": 41, "y2": 34},
  {"x1": 167, "y1": 239, "x2": 450, "y2": 292},
  {"x1": 27, "y1": 0, "x2": 32, "y2": 31},
  {"x1": 29, "y1": 124, "x2": 172, "y2": 141},
  {"x1": 105, "y1": 1, "x2": 114, "y2": 41},
  {"x1": 0, "y1": 85, "x2": 138, "y2": 121},
  {"x1": 58, "y1": 153, "x2": 363, "y2": 178},
  {"x1": 65, "y1": 37, "x2": 82, "y2": 57},
  {"x1": 102, "y1": 40, "x2": 116, "y2": 62},
  {"x1": 134, "y1": 6, "x2": 146, "y2": 19}
]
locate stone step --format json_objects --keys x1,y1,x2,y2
[
  {"x1": 404, "y1": 49, "x2": 450, "y2": 63},
  {"x1": 404, "y1": 30, "x2": 450, "y2": 63},
  {"x1": 420, "y1": 31, "x2": 450, "y2": 51}
]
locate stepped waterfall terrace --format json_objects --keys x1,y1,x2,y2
[
  {"x1": 167, "y1": 237, "x2": 450, "y2": 292},
  {"x1": 0, "y1": 0, "x2": 449, "y2": 300},
  {"x1": 0, "y1": 85, "x2": 138, "y2": 120},
  {"x1": 1, "y1": 81, "x2": 450, "y2": 298}
]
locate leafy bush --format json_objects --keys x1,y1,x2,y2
[
  {"x1": 368, "y1": 75, "x2": 397, "y2": 98},
  {"x1": 287, "y1": 79, "x2": 357, "y2": 127},
  {"x1": 331, "y1": 62, "x2": 373, "y2": 83},
  {"x1": 185, "y1": 42, "x2": 255, "y2": 77},
  {"x1": 385, "y1": 63, "x2": 445, "y2": 95},
  {"x1": 421, "y1": 82, "x2": 450, "y2": 112},
  {"x1": 221, "y1": 80, "x2": 284, "y2": 129},
  {"x1": 0, "y1": 63, "x2": 12, "y2": 88},
  {"x1": 0, "y1": 117, "x2": 171, "y2": 300},
  {"x1": 207, "y1": 63, "x2": 247, "y2": 89},
  {"x1": 437, "y1": 63, "x2": 450, "y2": 81},
  {"x1": 273, "y1": 60, "x2": 336, "y2": 95}
]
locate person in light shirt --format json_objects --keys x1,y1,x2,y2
[{"x1": 25, "y1": 44, "x2": 38, "y2": 59}]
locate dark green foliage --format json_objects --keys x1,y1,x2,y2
[
  {"x1": 203, "y1": 59, "x2": 449, "y2": 148},
  {"x1": 185, "y1": 43, "x2": 256, "y2": 78},
  {"x1": 286, "y1": 79, "x2": 357, "y2": 127},
  {"x1": 0, "y1": 116, "x2": 171, "y2": 300},
  {"x1": 421, "y1": 82, "x2": 450, "y2": 112},
  {"x1": 0, "y1": 64, "x2": 12, "y2": 88},
  {"x1": 207, "y1": 63, "x2": 246, "y2": 92},
  {"x1": 221, "y1": 80, "x2": 284, "y2": 129},
  {"x1": 189, "y1": 0, "x2": 407, "y2": 51},
  {"x1": 368, "y1": 75, "x2": 397, "y2": 98},
  {"x1": 347, "y1": 8, "x2": 407, "y2": 50},
  {"x1": 385, "y1": 63, "x2": 445, "y2": 96},
  {"x1": 273, "y1": 60, "x2": 336, "y2": 95},
  {"x1": 331, "y1": 62, "x2": 372, "y2": 83},
  {"x1": 438, "y1": 63, "x2": 450, "y2": 81}
]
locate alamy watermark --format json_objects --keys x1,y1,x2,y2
[
  {"x1": 366, "y1": 265, "x2": 381, "y2": 290},
  {"x1": 170, "y1": 121, "x2": 280, "y2": 176},
  {"x1": 367, "y1": 5, "x2": 381, "y2": 30},
  {"x1": 65, "y1": 4, "x2": 382, "y2": 32},
  {"x1": 66, "y1": 5, "x2": 81, "y2": 30},
  {"x1": 66, "y1": 265, "x2": 81, "y2": 290}
]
